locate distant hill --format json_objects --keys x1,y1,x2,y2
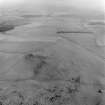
[{"x1": 0, "y1": 0, "x2": 104, "y2": 20}]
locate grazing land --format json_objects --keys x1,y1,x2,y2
[{"x1": 0, "y1": 6, "x2": 105, "y2": 105}]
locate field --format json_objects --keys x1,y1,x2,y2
[{"x1": 0, "y1": 7, "x2": 105, "y2": 105}]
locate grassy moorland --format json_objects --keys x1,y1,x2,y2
[{"x1": 0, "y1": 6, "x2": 104, "y2": 105}]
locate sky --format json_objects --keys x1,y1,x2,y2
[{"x1": 0, "y1": 0, "x2": 104, "y2": 12}]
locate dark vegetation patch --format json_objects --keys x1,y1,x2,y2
[
  {"x1": 21, "y1": 14, "x2": 43, "y2": 19},
  {"x1": 57, "y1": 31, "x2": 93, "y2": 34},
  {"x1": 24, "y1": 53, "x2": 64, "y2": 81},
  {"x1": 0, "y1": 22, "x2": 15, "y2": 33},
  {"x1": 88, "y1": 21, "x2": 105, "y2": 26}
]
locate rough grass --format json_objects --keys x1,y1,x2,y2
[
  {"x1": 0, "y1": 53, "x2": 104, "y2": 105},
  {"x1": 0, "y1": 16, "x2": 104, "y2": 105},
  {"x1": 0, "y1": 79, "x2": 104, "y2": 105}
]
